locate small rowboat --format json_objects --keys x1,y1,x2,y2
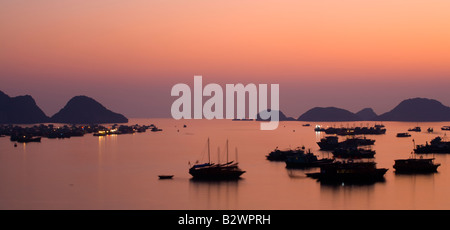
[{"x1": 158, "y1": 175, "x2": 174, "y2": 179}]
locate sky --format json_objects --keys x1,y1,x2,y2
[{"x1": 1, "y1": 0, "x2": 450, "y2": 118}]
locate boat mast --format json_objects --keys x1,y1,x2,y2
[
  {"x1": 208, "y1": 138, "x2": 211, "y2": 164},
  {"x1": 226, "y1": 139, "x2": 229, "y2": 163}
]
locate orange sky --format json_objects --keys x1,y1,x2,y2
[{"x1": 1, "y1": 1, "x2": 450, "y2": 117}]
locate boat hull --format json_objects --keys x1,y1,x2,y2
[
  {"x1": 189, "y1": 166, "x2": 245, "y2": 180},
  {"x1": 306, "y1": 168, "x2": 388, "y2": 183}
]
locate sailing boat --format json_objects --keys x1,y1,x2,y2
[{"x1": 189, "y1": 138, "x2": 246, "y2": 180}]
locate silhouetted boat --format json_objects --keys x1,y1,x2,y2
[
  {"x1": 324, "y1": 126, "x2": 386, "y2": 136},
  {"x1": 427, "y1": 128, "x2": 434, "y2": 133},
  {"x1": 314, "y1": 126, "x2": 326, "y2": 132},
  {"x1": 285, "y1": 149, "x2": 333, "y2": 168},
  {"x1": 317, "y1": 136, "x2": 339, "y2": 150},
  {"x1": 396, "y1": 133, "x2": 411, "y2": 137},
  {"x1": 393, "y1": 157, "x2": 440, "y2": 173},
  {"x1": 151, "y1": 127, "x2": 162, "y2": 132},
  {"x1": 317, "y1": 136, "x2": 375, "y2": 151},
  {"x1": 266, "y1": 146, "x2": 305, "y2": 161},
  {"x1": 414, "y1": 136, "x2": 450, "y2": 154},
  {"x1": 189, "y1": 139, "x2": 245, "y2": 180},
  {"x1": 341, "y1": 136, "x2": 375, "y2": 147},
  {"x1": 332, "y1": 147, "x2": 376, "y2": 159},
  {"x1": 306, "y1": 160, "x2": 388, "y2": 183},
  {"x1": 158, "y1": 175, "x2": 174, "y2": 179},
  {"x1": 408, "y1": 127, "x2": 421, "y2": 132},
  {"x1": 441, "y1": 126, "x2": 450, "y2": 131},
  {"x1": 12, "y1": 135, "x2": 41, "y2": 143},
  {"x1": 302, "y1": 124, "x2": 311, "y2": 127}
]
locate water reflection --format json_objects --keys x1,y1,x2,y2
[{"x1": 189, "y1": 179, "x2": 240, "y2": 209}]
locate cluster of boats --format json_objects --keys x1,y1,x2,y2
[
  {"x1": 1, "y1": 123, "x2": 162, "y2": 144},
  {"x1": 315, "y1": 125, "x2": 386, "y2": 136},
  {"x1": 264, "y1": 131, "x2": 448, "y2": 184}
]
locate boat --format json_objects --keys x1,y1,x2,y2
[
  {"x1": 408, "y1": 127, "x2": 421, "y2": 132},
  {"x1": 340, "y1": 136, "x2": 375, "y2": 147},
  {"x1": 427, "y1": 128, "x2": 434, "y2": 133},
  {"x1": 266, "y1": 146, "x2": 305, "y2": 161},
  {"x1": 317, "y1": 136, "x2": 339, "y2": 150},
  {"x1": 442, "y1": 126, "x2": 450, "y2": 131},
  {"x1": 324, "y1": 126, "x2": 386, "y2": 136},
  {"x1": 189, "y1": 139, "x2": 245, "y2": 180},
  {"x1": 393, "y1": 157, "x2": 440, "y2": 173},
  {"x1": 158, "y1": 175, "x2": 174, "y2": 179},
  {"x1": 332, "y1": 147, "x2": 376, "y2": 159},
  {"x1": 314, "y1": 126, "x2": 326, "y2": 132},
  {"x1": 414, "y1": 136, "x2": 450, "y2": 154},
  {"x1": 306, "y1": 160, "x2": 388, "y2": 184},
  {"x1": 302, "y1": 124, "x2": 311, "y2": 127},
  {"x1": 396, "y1": 133, "x2": 411, "y2": 137},
  {"x1": 151, "y1": 127, "x2": 163, "y2": 132},
  {"x1": 285, "y1": 149, "x2": 333, "y2": 168},
  {"x1": 317, "y1": 136, "x2": 375, "y2": 151},
  {"x1": 13, "y1": 135, "x2": 41, "y2": 143}
]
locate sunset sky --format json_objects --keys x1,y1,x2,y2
[{"x1": 1, "y1": 0, "x2": 450, "y2": 118}]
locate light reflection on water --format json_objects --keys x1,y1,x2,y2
[{"x1": 1, "y1": 119, "x2": 450, "y2": 210}]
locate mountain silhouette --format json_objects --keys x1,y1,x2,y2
[
  {"x1": 297, "y1": 107, "x2": 360, "y2": 121},
  {"x1": 51, "y1": 96, "x2": 128, "y2": 124},
  {"x1": 376, "y1": 98, "x2": 450, "y2": 121},
  {"x1": 256, "y1": 110, "x2": 296, "y2": 121},
  {"x1": 356, "y1": 108, "x2": 378, "y2": 121},
  {"x1": 0, "y1": 90, "x2": 50, "y2": 124}
]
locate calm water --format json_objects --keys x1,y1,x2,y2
[{"x1": 2, "y1": 119, "x2": 450, "y2": 210}]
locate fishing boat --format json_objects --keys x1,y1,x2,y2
[
  {"x1": 158, "y1": 175, "x2": 174, "y2": 179},
  {"x1": 189, "y1": 139, "x2": 245, "y2": 180},
  {"x1": 396, "y1": 133, "x2": 411, "y2": 137},
  {"x1": 324, "y1": 126, "x2": 386, "y2": 136},
  {"x1": 306, "y1": 160, "x2": 388, "y2": 184},
  {"x1": 442, "y1": 126, "x2": 450, "y2": 131},
  {"x1": 414, "y1": 136, "x2": 450, "y2": 154},
  {"x1": 332, "y1": 147, "x2": 376, "y2": 159},
  {"x1": 266, "y1": 146, "x2": 305, "y2": 161},
  {"x1": 317, "y1": 136, "x2": 339, "y2": 150},
  {"x1": 317, "y1": 136, "x2": 375, "y2": 151},
  {"x1": 285, "y1": 149, "x2": 333, "y2": 168},
  {"x1": 408, "y1": 127, "x2": 421, "y2": 132},
  {"x1": 393, "y1": 157, "x2": 440, "y2": 174},
  {"x1": 13, "y1": 135, "x2": 41, "y2": 143}
]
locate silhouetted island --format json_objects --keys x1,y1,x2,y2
[
  {"x1": 256, "y1": 110, "x2": 296, "y2": 121},
  {"x1": 376, "y1": 98, "x2": 450, "y2": 121},
  {"x1": 51, "y1": 96, "x2": 128, "y2": 124},
  {"x1": 0, "y1": 90, "x2": 50, "y2": 124},
  {"x1": 297, "y1": 107, "x2": 360, "y2": 121},
  {"x1": 356, "y1": 108, "x2": 378, "y2": 121}
]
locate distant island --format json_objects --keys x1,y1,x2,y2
[
  {"x1": 2, "y1": 90, "x2": 450, "y2": 123},
  {"x1": 256, "y1": 110, "x2": 296, "y2": 121},
  {"x1": 297, "y1": 98, "x2": 450, "y2": 122},
  {"x1": 51, "y1": 96, "x2": 128, "y2": 124},
  {"x1": 0, "y1": 91, "x2": 50, "y2": 124},
  {"x1": 0, "y1": 91, "x2": 128, "y2": 124},
  {"x1": 297, "y1": 107, "x2": 361, "y2": 122}
]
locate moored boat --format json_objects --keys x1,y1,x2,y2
[
  {"x1": 393, "y1": 157, "x2": 440, "y2": 173},
  {"x1": 266, "y1": 147, "x2": 305, "y2": 161},
  {"x1": 414, "y1": 136, "x2": 450, "y2": 154},
  {"x1": 189, "y1": 139, "x2": 245, "y2": 180},
  {"x1": 306, "y1": 160, "x2": 388, "y2": 184},
  {"x1": 285, "y1": 149, "x2": 333, "y2": 168},
  {"x1": 396, "y1": 133, "x2": 411, "y2": 137}
]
